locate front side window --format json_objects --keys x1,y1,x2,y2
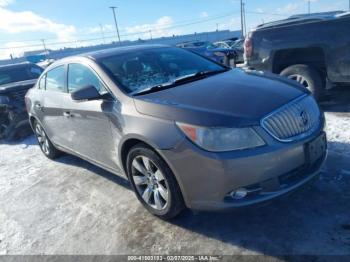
[
  {"x1": 68, "y1": 63, "x2": 104, "y2": 93},
  {"x1": 46, "y1": 66, "x2": 66, "y2": 92},
  {"x1": 98, "y1": 47, "x2": 224, "y2": 94}
]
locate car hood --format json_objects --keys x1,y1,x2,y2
[
  {"x1": 0, "y1": 79, "x2": 37, "y2": 95},
  {"x1": 133, "y1": 69, "x2": 307, "y2": 127}
]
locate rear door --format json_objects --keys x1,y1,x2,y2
[
  {"x1": 34, "y1": 65, "x2": 67, "y2": 146},
  {"x1": 60, "y1": 63, "x2": 117, "y2": 170}
]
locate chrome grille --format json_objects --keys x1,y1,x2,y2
[{"x1": 262, "y1": 95, "x2": 321, "y2": 141}]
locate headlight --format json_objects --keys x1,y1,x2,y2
[{"x1": 176, "y1": 122, "x2": 266, "y2": 152}]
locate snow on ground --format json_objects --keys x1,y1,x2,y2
[
  {"x1": 0, "y1": 95, "x2": 349, "y2": 255},
  {"x1": 325, "y1": 112, "x2": 350, "y2": 157}
]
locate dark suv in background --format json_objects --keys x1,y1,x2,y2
[
  {"x1": 0, "y1": 62, "x2": 43, "y2": 140},
  {"x1": 244, "y1": 11, "x2": 350, "y2": 100}
]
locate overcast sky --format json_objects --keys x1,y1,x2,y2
[{"x1": 0, "y1": 0, "x2": 348, "y2": 59}]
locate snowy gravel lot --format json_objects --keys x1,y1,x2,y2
[{"x1": 0, "y1": 89, "x2": 350, "y2": 256}]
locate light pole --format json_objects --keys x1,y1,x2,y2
[
  {"x1": 240, "y1": 0, "x2": 244, "y2": 38},
  {"x1": 243, "y1": 2, "x2": 247, "y2": 37},
  {"x1": 41, "y1": 39, "x2": 48, "y2": 57},
  {"x1": 109, "y1": 6, "x2": 121, "y2": 43},
  {"x1": 99, "y1": 24, "x2": 106, "y2": 44}
]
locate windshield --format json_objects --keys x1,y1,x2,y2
[
  {"x1": 98, "y1": 47, "x2": 225, "y2": 94},
  {"x1": 0, "y1": 65, "x2": 43, "y2": 85}
]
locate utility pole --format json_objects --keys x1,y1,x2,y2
[
  {"x1": 99, "y1": 23, "x2": 106, "y2": 44},
  {"x1": 240, "y1": 0, "x2": 244, "y2": 38},
  {"x1": 243, "y1": 2, "x2": 247, "y2": 37},
  {"x1": 109, "y1": 6, "x2": 121, "y2": 43},
  {"x1": 41, "y1": 39, "x2": 48, "y2": 57},
  {"x1": 308, "y1": 0, "x2": 311, "y2": 14}
]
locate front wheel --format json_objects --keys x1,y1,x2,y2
[
  {"x1": 280, "y1": 64, "x2": 324, "y2": 101},
  {"x1": 126, "y1": 144, "x2": 185, "y2": 219}
]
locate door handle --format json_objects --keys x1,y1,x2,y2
[{"x1": 63, "y1": 111, "x2": 72, "y2": 118}]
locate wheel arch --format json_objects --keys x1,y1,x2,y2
[
  {"x1": 29, "y1": 115, "x2": 37, "y2": 129},
  {"x1": 118, "y1": 135, "x2": 162, "y2": 175},
  {"x1": 272, "y1": 47, "x2": 327, "y2": 75},
  {"x1": 118, "y1": 135, "x2": 189, "y2": 207},
  {"x1": 29, "y1": 116, "x2": 51, "y2": 140}
]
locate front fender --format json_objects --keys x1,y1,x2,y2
[{"x1": 116, "y1": 117, "x2": 186, "y2": 172}]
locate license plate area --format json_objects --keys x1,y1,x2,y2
[{"x1": 305, "y1": 132, "x2": 327, "y2": 166}]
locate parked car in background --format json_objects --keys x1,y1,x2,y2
[
  {"x1": 212, "y1": 40, "x2": 236, "y2": 49},
  {"x1": 0, "y1": 62, "x2": 43, "y2": 140},
  {"x1": 214, "y1": 39, "x2": 245, "y2": 64},
  {"x1": 26, "y1": 45, "x2": 327, "y2": 219},
  {"x1": 37, "y1": 59, "x2": 56, "y2": 69},
  {"x1": 231, "y1": 39, "x2": 244, "y2": 63},
  {"x1": 176, "y1": 41, "x2": 237, "y2": 67},
  {"x1": 244, "y1": 11, "x2": 350, "y2": 100}
]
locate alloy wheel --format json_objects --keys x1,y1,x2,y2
[
  {"x1": 288, "y1": 74, "x2": 310, "y2": 89},
  {"x1": 35, "y1": 124, "x2": 50, "y2": 155},
  {"x1": 131, "y1": 156, "x2": 169, "y2": 210}
]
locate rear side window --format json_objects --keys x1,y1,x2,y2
[
  {"x1": 46, "y1": 66, "x2": 66, "y2": 92},
  {"x1": 38, "y1": 74, "x2": 46, "y2": 90},
  {"x1": 68, "y1": 63, "x2": 105, "y2": 93}
]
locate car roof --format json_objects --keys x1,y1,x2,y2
[
  {"x1": 80, "y1": 44, "x2": 170, "y2": 60},
  {"x1": 255, "y1": 11, "x2": 348, "y2": 30}
]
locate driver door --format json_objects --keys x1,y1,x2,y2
[{"x1": 60, "y1": 63, "x2": 118, "y2": 170}]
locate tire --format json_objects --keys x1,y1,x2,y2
[
  {"x1": 33, "y1": 120, "x2": 62, "y2": 159},
  {"x1": 280, "y1": 64, "x2": 324, "y2": 101},
  {"x1": 126, "y1": 143, "x2": 185, "y2": 219}
]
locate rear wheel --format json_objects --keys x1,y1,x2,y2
[
  {"x1": 126, "y1": 143, "x2": 185, "y2": 219},
  {"x1": 33, "y1": 121, "x2": 62, "y2": 159},
  {"x1": 280, "y1": 64, "x2": 324, "y2": 101}
]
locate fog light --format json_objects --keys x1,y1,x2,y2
[{"x1": 230, "y1": 188, "x2": 248, "y2": 200}]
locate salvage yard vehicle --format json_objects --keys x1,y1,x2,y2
[
  {"x1": 0, "y1": 62, "x2": 43, "y2": 140},
  {"x1": 176, "y1": 41, "x2": 237, "y2": 67},
  {"x1": 214, "y1": 39, "x2": 244, "y2": 64},
  {"x1": 26, "y1": 45, "x2": 327, "y2": 219},
  {"x1": 244, "y1": 11, "x2": 350, "y2": 100}
]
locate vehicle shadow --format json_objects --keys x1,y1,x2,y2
[{"x1": 56, "y1": 154, "x2": 131, "y2": 191}]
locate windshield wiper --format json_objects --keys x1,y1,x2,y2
[{"x1": 132, "y1": 69, "x2": 229, "y2": 96}]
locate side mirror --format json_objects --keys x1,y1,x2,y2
[{"x1": 71, "y1": 85, "x2": 101, "y2": 101}]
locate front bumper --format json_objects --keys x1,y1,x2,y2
[{"x1": 158, "y1": 129, "x2": 327, "y2": 211}]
